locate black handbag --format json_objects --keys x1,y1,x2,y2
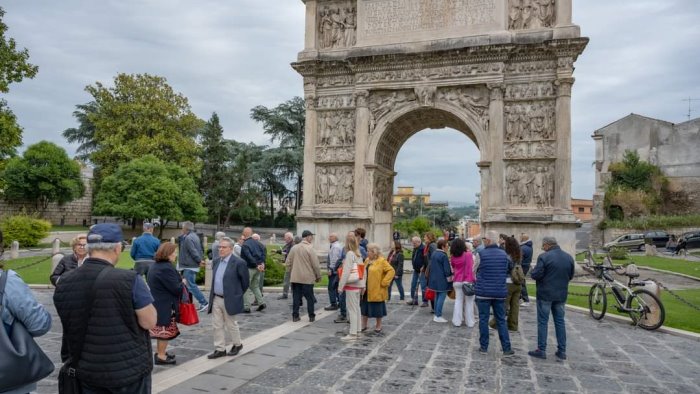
[
  {"x1": 462, "y1": 282, "x2": 476, "y2": 296},
  {"x1": 58, "y1": 268, "x2": 111, "y2": 394},
  {"x1": 0, "y1": 269, "x2": 55, "y2": 392}
]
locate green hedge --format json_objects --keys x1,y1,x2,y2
[
  {"x1": 0, "y1": 215, "x2": 51, "y2": 247},
  {"x1": 599, "y1": 214, "x2": 700, "y2": 230}
]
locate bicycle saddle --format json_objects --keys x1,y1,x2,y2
[{"x1": 623, "y1": 263, "x2": 640, "y2": 278}]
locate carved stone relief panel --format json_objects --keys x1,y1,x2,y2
[
  {"x1": 505, "y1": 161, "x2": 555, "y2": 208},
  {"x1": 505, "y1": 61, "x2": 557, "y2": 75},
  {"x1": 317, "y1": 74, "x2": 354, "y2": 88},
  {"x1": 504, "y1": 82, "x2": 556, "y2": 100},
  {"x1": 504, "y1": 101, "x2": 555, "y2": 142},
  {"x1": 368, "y1": 90, "x2": 417, "y2": 132},
  {"x1": 318, "y1": 2, "x2": 356, "y2": 49},
  {"x1": 317, "y1": 110, "x2": 356, "y2": 146},
  {"x1": 316, "y1": 146, "x2": 355, "y2": 163},
  {"x1": 316, "y1": 165, "x2": 354, "y2": 205},
  {"x1": 373, "y1": 172, "x2": 393, "y2": 212},
  {"x1": 316, "y1": 94, "x2": 356, "y2": 110},
  {"x1": 356, "y1": 63, "x2": 503, "y2": 84},
  {"x1": 504, "y1": 140, "x2": 556, "y2": 159},
  {"x1": 436, "y1": 86, "x2": 490, "y2": 131},
  {"x1": 508, "y1": 0, "x2": 556, "y2": 30}
]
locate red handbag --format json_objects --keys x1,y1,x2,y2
[
  {"x1": 178, "y1": 287, "x2": 200, "y2": 326},
  {"x1": 425, "y1": 288, "x2": 436, "y2": 301}
]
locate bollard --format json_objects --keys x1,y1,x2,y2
[
  {"x1": 170, "y1": 237, "x2": 175, "y2": 244},
  {"x1": 52, "y1": 253, "x2": 65, "y2": 275},
  {"x1": 52, "y1": 238, "x2": 61, "y2": 255},
  {"x1": 10, "y1": 240, "x2": 19, "y2": 259}
]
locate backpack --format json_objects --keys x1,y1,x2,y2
[{"x1": 510, "y1": 260, "x2": 525, "y2": 285}]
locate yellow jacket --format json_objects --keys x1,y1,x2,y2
[{"x1": 364, "y1": 256, "x2": 395, "y2": 302}]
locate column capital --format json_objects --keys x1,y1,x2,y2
[
  {"x1": 487, "y1": 84, "x2": 504, "y2": 101},
  {"x1": 555, "y1": 77, "x2": 575, "y2": 97},
  {"x1": 354, "y1": 90, "x2": 369, "y2": 108}
]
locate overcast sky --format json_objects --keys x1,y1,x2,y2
[{"x1": 3, "y1": 1, "x2": 699, "y2": 205}]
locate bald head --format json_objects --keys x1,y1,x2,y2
[
  {"x1": 242, "y1": 227, "x2": 252, "y2": 239},
  {"x1": 329, "y1": 233, "x2": 338, "y2": 243}
]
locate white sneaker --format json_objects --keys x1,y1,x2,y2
[
  {"x1": 198, "y1": 303, "x2": 209, "y2": 312},
  {"x1": 433, "y1": 316, "x2": 448, "y2": 323},
  {"x1": 340, "y1": 334, "x2": 359, "y2": 342},
  {"x1": 521, "y1": 301, "x2": 530, "y2": 307}
]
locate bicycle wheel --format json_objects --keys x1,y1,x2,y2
[
  {"x1": 627, "y1": 289, "x2": 665, "y2": 330},
  {"x1": 588, "y1": 283, "x2": 607, "y2": 320}
]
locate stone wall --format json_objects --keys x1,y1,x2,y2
[{"x1": 0, "y1": 165, "x2": 93, "y2": 226}]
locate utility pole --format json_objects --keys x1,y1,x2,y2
[{"x1": 682, "y1": 97, "x2": 700, "y2": 120}]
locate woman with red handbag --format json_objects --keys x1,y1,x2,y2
[{"x1": 147, "y1": 242, "x2": 183, "y2": 365}]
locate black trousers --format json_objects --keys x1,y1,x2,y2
[{"x1": 292, "y1": 283, "x2": 315, "y2": 318}]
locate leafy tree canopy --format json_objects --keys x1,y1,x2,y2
[
  {"x1": 1, "y1": 141, "x2": 84, "y2": 209},
  {"x1": 94, "y1": 155, "x2": 206, "y2": 225},
  {"x1": 76, "y1": 73, "x2": 203, "y2": 178}
]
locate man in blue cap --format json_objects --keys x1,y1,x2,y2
[{"x1": 54, "y1": 223, "x2": 157, "y2": 394}]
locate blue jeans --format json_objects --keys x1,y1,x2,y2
[
  {"x1": 327, "y1": 272, "x2": 339, "y2": 305},
  {"x1": 521, "y1": 264, "x2": 531, "y2": 302},
  {"x1": 410, "y1": 271, "x2": 427, "y2": 302},
  {"x1": 476, "y1": 298, "x2": 511, "y2": 352},
  {"x1": 537, "y1": 299, "x2": 567, "y2": 354},
  {"x1": 434, "y1": 290, "x2": 447, "y2": 317},
  {"x1": 182, "y1": 269, "x2": 207, "y2": 306},
  {"x1": 388, "y1": 276, "x2": 405, "y2": 300}
]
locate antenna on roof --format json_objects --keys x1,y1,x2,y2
[{"x1": 682, "y1": 97, "x2": 700, "y2": 120}]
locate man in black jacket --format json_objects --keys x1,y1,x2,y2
[
  {"x1": 54, "y1": 224, "x2": 157, "y2": 393},
  {"x1": 407, "y1": 236, "x2": 427, "y2": 306},
  {"x1": 519, "y1": 233, "x2": 534, "y2": 306},
  {"x1": 528, "y1": 236, "x2": 574, "y2": 361}
]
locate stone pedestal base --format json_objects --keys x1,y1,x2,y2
[{"x1": 482, "y1": 220, "x2": 578, "y2": 259}]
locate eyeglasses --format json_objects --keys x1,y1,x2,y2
[
  {"x1": 218, "y1": 246, "x2": 231, "y2": 249},
  {"x1": 76, "y1": 244, "x2": 87, "y2": 248}
]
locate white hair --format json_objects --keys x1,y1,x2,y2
[
  {"x1": 412, "y1": 236, "x2": 421, "y2": 243},
  {"x1": 220, "y1": 237, "x2": 235, "y2": 248},
  {"x1": 485, "y1": 230, "x2": 499, "y2": 244},
  {"x1": 86, "y1": 242, "x2": 121, "y2": 253},
  {"x1": 252, "y1": 233, "x2": 260, "y2": 240},
  {"x1": 215, "y1": 231, "x2": 226, "y2": 240},
  {"x1": 182, "y1": 221, "x2": 195, "y2": 231}
]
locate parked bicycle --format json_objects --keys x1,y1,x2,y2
[{"x1": 584, "y1": 251, "x2": 665, "y2": 330}]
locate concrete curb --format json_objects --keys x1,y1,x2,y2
[
  {"x1": 562, "y1": 301, "x2": 700, "y2": 342},
  {"x1": 635, "y1": 265, "x2": 700, "y2": 282}
]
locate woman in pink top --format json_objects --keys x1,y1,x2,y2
[{"x1": 450, "y1": 238, "x2": 476, "y2": 327}]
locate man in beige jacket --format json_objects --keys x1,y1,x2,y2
[{"x1": 287, "y1": 230, "x2": 322, "y2": 322}]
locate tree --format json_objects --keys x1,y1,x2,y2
[
  {"x1": 252, "y1": 148, "x2": 290, "y2": 226},
  {"x1": 0, "y1": 6, "x2": 39, "y2": 175},
  {"x1": 94, "y1": 155, "x2": 206, "y2": 237},
  {"x1": 604, "y1": 150, "x2": 667, "y2": 219},
  {"x1": 2, "y1": 141, "x2": 84, "y2": 210},
  {"x1": 250, "y1": 97, "x2": 305, "y2": 212},
  {"x1": 198, "y1": 113, "x2": 232, "y2": 226},
  {"x1": 69, "y1": 73, "x2": 203, "y2": 180}
]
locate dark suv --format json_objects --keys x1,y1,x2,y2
[
  {"x1": 643, "y1": 230, "x2": 670, "y2": 248},
  {"x1": 679, "y1": 231, "x2": 700, "y2": 250}
]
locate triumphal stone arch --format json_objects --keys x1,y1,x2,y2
[{"x1": 292, "y1": 0, "x2": 587, "y2": 253}]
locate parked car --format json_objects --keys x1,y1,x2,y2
[
  {"x1": 604, "y1": 233, "x2": 645, "y2": 251},
  {"x1": 643, "y1": 230, "x2": 670, "y2": 248},
  {"x1": 678, "y1": 231, "x2": 700, "y2": 251}
]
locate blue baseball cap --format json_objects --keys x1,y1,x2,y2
[{"x1": 87, "y1": 223, "x2": 124, "y2": 244}]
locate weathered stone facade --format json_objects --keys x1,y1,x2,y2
[
  {"x1": 591, "y1": 114, "x2": 700, "y2": 242},
  {"x1": 293, "y1": 0, "x2": 587, "y2": 253},
  {"x1": 0, "y1": 165, "x2": 93, "y2": 226}
]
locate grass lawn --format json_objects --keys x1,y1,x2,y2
[
  {"x1": 576, "y1": 253, "x2": 700, "y2": 279},
  {"x1": 528, "y1": 284, "x2": 700, "y2": 334},
  {"x1": 3, "y1": 252, "x2": 136, "y2": 285}
]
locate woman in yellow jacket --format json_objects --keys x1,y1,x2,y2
[{"x1": 361, "y1": 243, "x2": 395, "y2": 334}]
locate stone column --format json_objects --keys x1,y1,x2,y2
[
  {"x1": 304, "y1": 0, "x2": 318, "y2": 49},
  {"x1": 477, "y1": 161, "x2": 491, "y2": 221},
  {"x1": 556, "y1": 0, "x2": 573, "y2": 26},
  {"x1": 555, "y1": 76, "x2": 574, "y2": 211},
  {"x1": 353, "y1": 90, "x2": 370, "y2": 207},
  {"x1": 487, "y1": 84, "x2": 505, "y2": 209},
  {"x1": 302, "y1": 93, "x2": 318, "y2": 209}
]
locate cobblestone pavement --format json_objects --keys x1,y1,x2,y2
[{"x1": 31, "y1": 286, "x2": 700, "y2": 394}]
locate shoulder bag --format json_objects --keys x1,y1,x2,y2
[
  {"x1": 0, "y1": 269, "x2": 55, "y2": 392},
  {"x1": 178, "y1": 286, "x2": 199, "y2": 326}
]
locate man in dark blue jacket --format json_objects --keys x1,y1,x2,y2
[
  {"x1": 475, "y1": 231, "x2": 513, "y2": 356},
  {"x1": 407, "y1": 236, "x2": 427, "y2": 306},
  {"x1": 519, "y1": 234, "x2": 534, "y2": 306},
  {"x1": 528, "y1": 236, "x2": 574, "y2": 361},
  {"x1": 241, "y1": 227, "x2": 266, "y2": 312}
]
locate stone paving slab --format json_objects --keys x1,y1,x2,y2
[{"x1": 28, "y1": 286, "x2": 700, "y2": 393}]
